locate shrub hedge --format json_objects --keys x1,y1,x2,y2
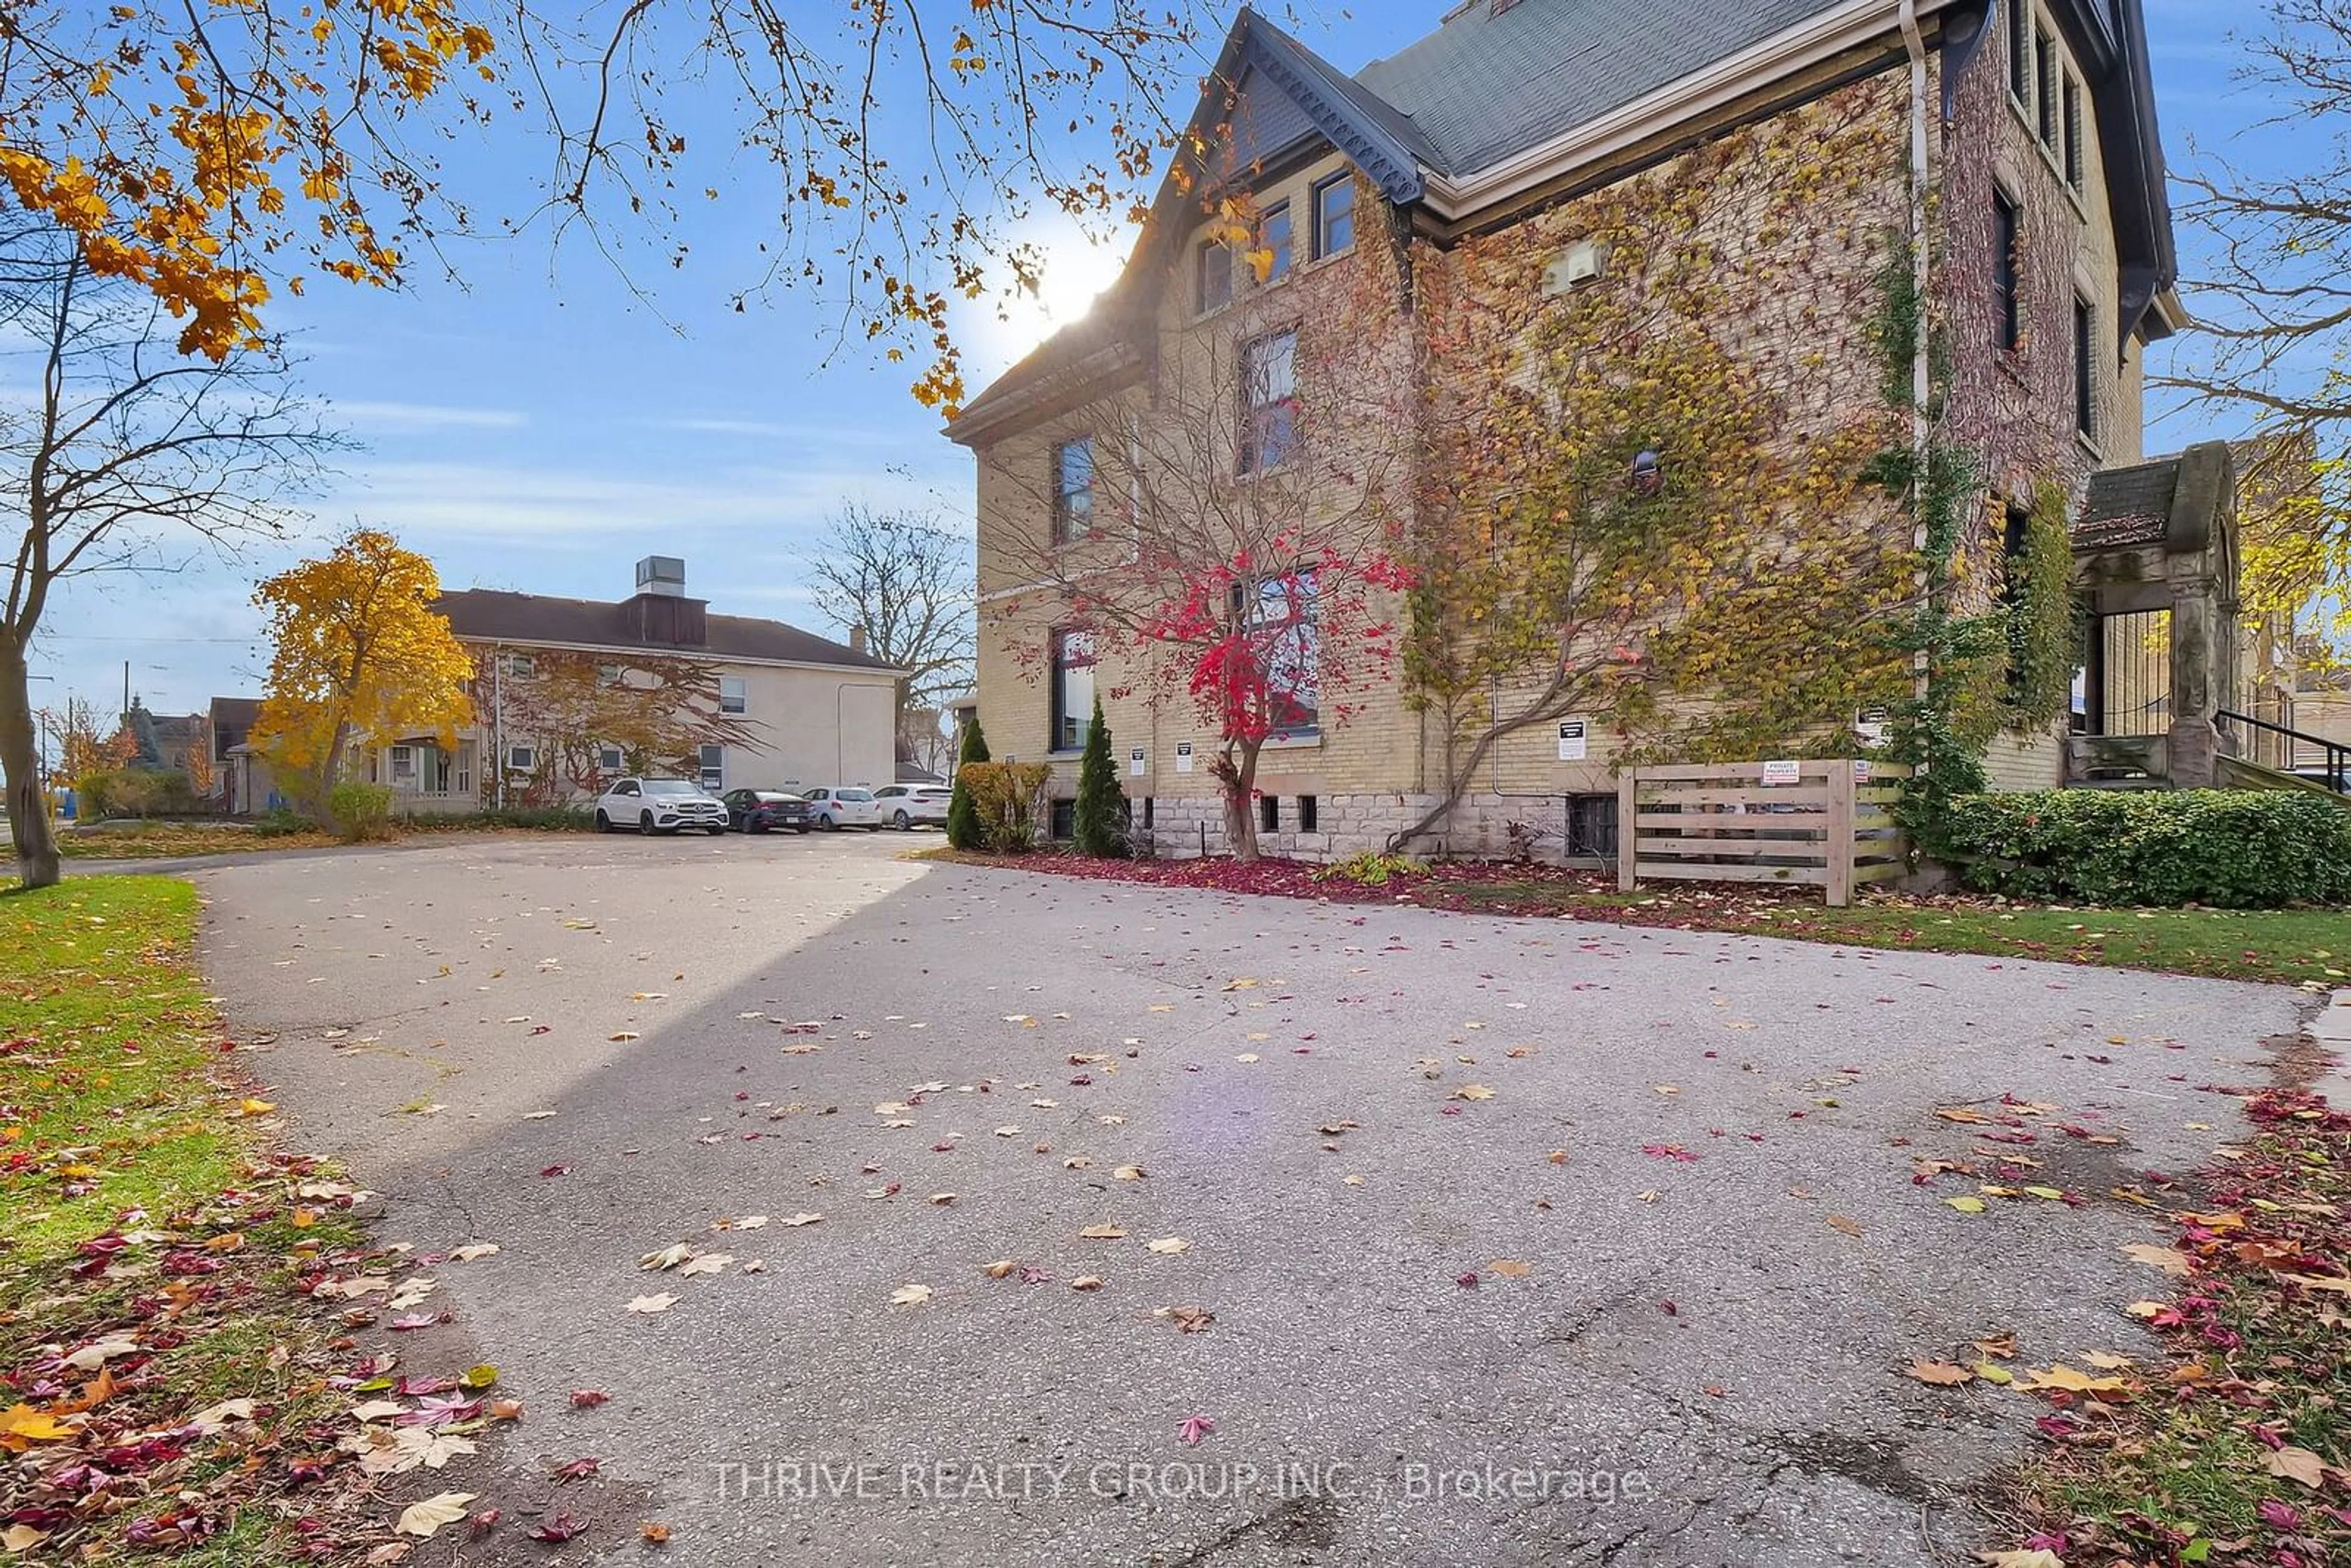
[{"x1": 1924, "y1": 789, "x2": 2351, "y2": 909}]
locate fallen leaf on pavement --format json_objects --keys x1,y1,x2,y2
[
  {"x1": 1487, "y1": 1259, "x2": 1532, "y2": 1278},
  {"x1": 1905, "y1": 1360, "x2": 1973, "y2": 1387},
  {"x1": 1071, "y1": 1275, "x2": 1104, "y2": 1291},
  {"x1": 1178, "y1": 1413, "x2": 1216, "y2": 1444},
  {"x1": 626, "y1": 1294, "x2": 678, "y2": 1315},
  {"x1": 1146, "y1": 1237, "x2": 1191, "y2": 1255},
  {"x1": 1079, "y1": 1225, "x2": 1127, "y2": 1240},
  {"x1": 395, "y1": 1494, "x2": 477, "y2": 1539},
  {"x1": 1828, "y1": 1215, "x2": 1862, "y2": 1239},
  {"x1": 2121, "y1": 1243, "x2": 2191, "y2": 1277},
  {"x1": 890, "y1": 1284, "x2": 933, "y2": 1306}
]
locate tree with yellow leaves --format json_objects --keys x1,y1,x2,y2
[
  {"x1": 250, "y1": 530, "x2": 474, "y2": 825},
  {"x1": 2, "y1": 0, "x2": 1215, "y2": 413}
]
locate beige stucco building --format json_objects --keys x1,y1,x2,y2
[
  {"x1": 951, "y1": 0, "x2": 2181, "y2": 860},
  {"x1": 353, "y1": 557, "x2": 901, "y2": 813}
]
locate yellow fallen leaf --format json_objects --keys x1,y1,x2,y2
[
  {"x1": 236, "y1": 1098, "x2": 277, "y2": 1117},
  {"x1": 1079, "y1": 1225, "x2": 1127, "y2": 1240},
  {"x1": 1112, "y1": 1165, "x2": 1147, "y2": 1181},
  {"x1": 0, "y1": 1405, "x2": 75, "y2": 1446},
  {"x1": 1451, "y1": 1084, "x2": 1494, "y2": 1102},
  {"x1": 626, "y1": 1293, "x2": 678, "y2": 1314},
  {"x1": 1487, "y1": 1259, "x2": 1532, "y2": 1278},
  {"x1": 1828, "y1": 1214, "x2": 1862, "y2": 1239},
  {"x1": 1946, "y1": 1196, "x2": 1986, "y2": 1214},
  {"x1": 1904, "y1": 1359, "x2": 1973, "y2": 1386},
  {"x1": 2017, "y1": 1364, "x2": 2127, "y2": 1395},
  {"x1": 394, "y1": 1492, "x2": 476, "y2": 1538},
  {"x1": 1973, "y1": 1362, "x2": 2013, "y2": 1385},
  {"x1": 2082, "y1": 1349, "x2": 2132, "y2": 1370},
  {"x1": 1980, "y1": 1551, "x2": 2064, "y2": 1568},
  {"x1": 1146, "y1": 1237, "x2": 1191, "y2": 1255},
  {"x1": 1070, "y1": 1275, "x2": 1104, "y2": 1291},
  {"x1": 983, "y1": 1260, "x2": 1018, "y2": 1279},
  {"x1": 889, "y1": 1283, "x2": 933, "y2": 1306}
]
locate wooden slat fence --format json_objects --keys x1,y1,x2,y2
[{"x1": 1614, "y1": 759, "x2": 1913, "y2": 907}]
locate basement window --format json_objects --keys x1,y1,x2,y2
[
  {"x1": 1565, "y1": 793, "x2": 1619, "y2": 859},
  {"x1": 1260, "y1": 795, "x2": 1280, "y2": 834},
  {"x1": 1298, "y1": 794, "x2": 1318, "y2": 831}
]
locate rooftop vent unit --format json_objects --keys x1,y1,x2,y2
[{"x1": 635, "y1": 555, "x2": 687, "y2": 598}]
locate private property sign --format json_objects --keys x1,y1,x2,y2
[{"x1": 1760, "y1": 759, "x2": 1801, "y2": 787}]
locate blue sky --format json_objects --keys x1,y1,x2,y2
[{"x1": 23, "y1": 0, "x2": 2265, "y2": 721}]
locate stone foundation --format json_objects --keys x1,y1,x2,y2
[{"x1": 1128, "y1": 791, "x2": 1608, "y2": 866}]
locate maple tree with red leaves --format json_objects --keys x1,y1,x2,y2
[{"x1": 984, "y1": 238, "x2": 1414, "y2": 862}]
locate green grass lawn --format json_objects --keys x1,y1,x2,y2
[
  {"x1": 1, "y1": 876, "x2": 367, "y2": 1562},
  {"x1": 1485, "y1": 885, "x2": 2350, "y2": 988}
]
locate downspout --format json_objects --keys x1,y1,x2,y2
[{"x1": 492, "y1": 644, "x2": 504, "y2": 811}]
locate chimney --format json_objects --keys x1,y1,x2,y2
[
  {"x1": 850, "y1": 625, "x2": 868, "y2": 656},
  {"x1": 625, "y1": 555, "x2": 707, "y2": 647}
]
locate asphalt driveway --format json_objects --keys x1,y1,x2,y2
[{"x1": 192, "y1": 831, "x2": 2310, "y2": 1566}]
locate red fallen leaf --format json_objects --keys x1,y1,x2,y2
[
  {"x1": 930, "y1": 1141, "x2": 955, "y2": 1153},
  {"x1": 555, "y1": 1456, "x2": 599, "y2": 1481},
  {"x1": 469, "y1": 1507, "x2": 501, "y2": 1537},
  {"x1": 2257, "y1": 1499, "x2": 2300, "y2": 1530},
  {"x1": 1659, "y1": 1300, "x2": 1678, "y2": 1316},
  {"x1": 569, "y1": 1389, "x2": 610, "y2": 1409},
  {"x1": 1177, "y1": 1414, "x2": 1215, "y2": 1446},
  {"x1": 388, "y1": 1312, "x2": 443, "y2": 1331},
  {"x1": 1019, "y1": 1266, "x2": 1052, "y2": 1285},
  {"x1": 1455, "y1": 1271, "x2": 1479, "y2": 1287},
  {"x1": 530, "y1": 1512, "x2": 587, "y2": 1542},
  {"x1": 530, "y1": 1025, "x2": 551, "y2": 1035},
  {"x1": 540, "y1": 1165, "x2": 569, "y2": 1177},
  {"x1": 1641, "y1": 1144, "x2": 1699, "y2": 1163}
]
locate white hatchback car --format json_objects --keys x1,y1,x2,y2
[
  {"x1": 872, "y1": 784, "x2": 953, "y2": 830},
  {"x1": 801, "y1": 786, "x2": 883, "y2": 831},
  {"x1": 595, "y1": 776, "x2": 729, "y2": 836}
]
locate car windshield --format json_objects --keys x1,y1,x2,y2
[
  {"x1": 754, "y1": 792, "x2": 797, "y2": 803},
  {"x1": 837, "y1": 789, "x2": 876, "y2": 801},
  {"x1": 642, "y1": 779, "x2": 700, "y2": 796}
]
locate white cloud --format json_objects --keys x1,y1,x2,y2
[{"x1": 330, "y1": 400, "x2": 529, "y2": 430}]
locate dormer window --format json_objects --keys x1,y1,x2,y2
[
  {"x1": 1196, "y1": 237, "x2": 1233, "y2": 314},
  {"x1": 1311, "y1": 174, "x2": 1355, "y2": 260},
  {"x1": 1258, "y1": 202, "x2": 1293, "y2": 284}
]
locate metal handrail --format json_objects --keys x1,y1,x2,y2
[{"x1": 2218, "y1": 708, "x2": 2350, "y2": 794}]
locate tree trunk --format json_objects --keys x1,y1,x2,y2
[
  {"x1": 0, "y1": 642, "x2": 61, "y2": 888},
  {"x1": 1219, "y1": 740, "x2": 1263, "y2": 863}
]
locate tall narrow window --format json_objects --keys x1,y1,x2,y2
[
  {"x1": 2074, "y1": 294, "x2": 2097, "y2": 440},
  {"x1": 2008, "y1": 1, "x2": 2032, "y2": 103},
  {"x1": 1993, "y1": 192, "x2": 2021, "y2": 352},
  {"x1": 1238, "y1": 329, "x2": 1298, "y2": 475},
  {"x1": 1195, "y1": 237, "x2": 1232, "y2": 314},
  {"x1": 1239, "y1": 572, "x2": 1321, "y2": 737},
  {"x1": 2002, "y1": 503, "x2": 2033, "y2": 698},
  {"x1": 2061, "y1": 75, "x2": 2085, "y2": 190},
  {"x1": 1051, "y1": 436, "x2": 1094, "y2": 545},
  {"x1": 1311, "y1": 173, "x2": 1355, "y2": 258},
  {"x1": 2034, "y1": 26, "x2": 2058, "y2": 145},
  {"x1": 1049, "y1": 629, "x2": 1097, "y2": 751},
  {"x1": 1258, "y1": 201, "x2": 1292, "y2": 284}
]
